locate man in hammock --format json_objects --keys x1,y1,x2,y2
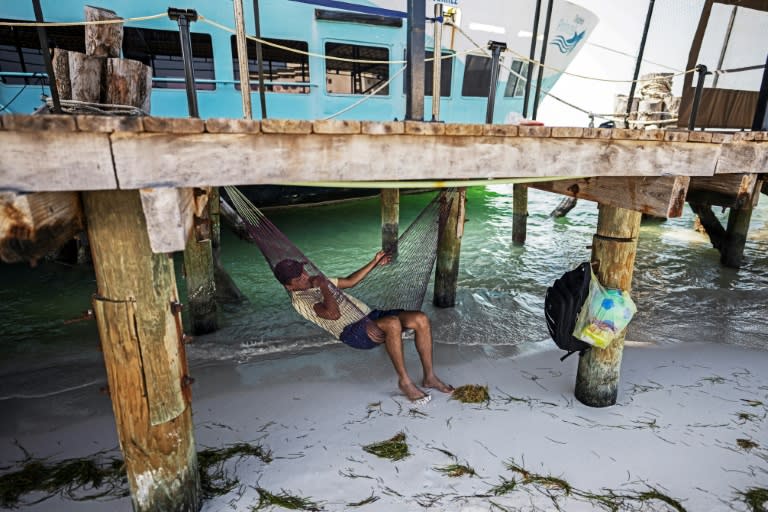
[{"x1": 273, "y1": 251, "x2": 453, "y2": 405}]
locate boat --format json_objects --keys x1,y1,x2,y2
[{"x1": 0, "y1": 0, "x2": 599, "y2": 204}]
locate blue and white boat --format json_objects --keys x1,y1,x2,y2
[{"x1": 1, "y1": 0, "x2": 598, "y2": 122}]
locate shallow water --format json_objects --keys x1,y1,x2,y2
[{"x1": 0, "y1": 186, "x2": 766, "y2": 390}]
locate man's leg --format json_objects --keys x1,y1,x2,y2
[
  {"x1": 397, "y1": 311, "x2": 453, "y2": 393},
  {"x1": 375, "y1": 315, "x2": 427, "y2": 401}
]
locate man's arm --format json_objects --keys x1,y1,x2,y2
[
  {"x1": 311, "y1": 276, "x2": 341, "y2": 320},
  {"x1": 336, "y1": 251, "x2": 391, "y2": 289}
]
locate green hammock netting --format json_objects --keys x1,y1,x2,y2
[{"x1": 223, "y1": 186, "x2": 449, "y2": 342}]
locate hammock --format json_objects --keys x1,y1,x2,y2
[{"x1": 223, "y1": 186, "x2": 450, "y2": 342}]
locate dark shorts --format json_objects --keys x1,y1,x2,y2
[{"x1": 339, "y1": 309, "x2": 403, "y2": 350}]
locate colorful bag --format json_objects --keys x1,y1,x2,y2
[{"x1": 572, "y1": 269, "x2": 637, "y2": 349}]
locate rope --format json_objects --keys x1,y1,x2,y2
[
  {"x1": 198, "y1": 14, "x2": 483, "y2": 66},
  {"x1": 0, "y1": 13, "x2": 167, "y2": 27},
  {"x1": 322, "y1": 65, "x2": 407, "y2": 120},
  {"x1": 504, "y1": 47, "x2": 699, "y2": 84},
  {"x1": 44, "y1": 97, "x2": 147, "y2": 116}
]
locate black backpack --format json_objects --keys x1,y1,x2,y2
[{"x1": 545, "y1": 262, "x2": 593, "y2": 361}]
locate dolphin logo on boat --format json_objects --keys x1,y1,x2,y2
[{"x1": 550, "y1": 31, "x2": 586, "y2": 54}]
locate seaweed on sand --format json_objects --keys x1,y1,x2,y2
[
  {"x1": 738, "y1": 487, "x2": 768, "y2": 512},
  {"x1": 450, "y1": 384, "x2": 490, "y2": 404},
  {"x1": 362, "y1": 432, "x2": 409, "y2": 461},
  {"x1": 253, "y1": 487, "x2": 322, "y2": 511}
]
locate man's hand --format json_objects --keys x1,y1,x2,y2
[{"x1": 374, "y1": 250, "x2": 392, "y2": 267}]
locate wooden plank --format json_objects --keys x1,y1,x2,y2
[
  {"x1": 551, "y1": 127, "x2": 584, "y2": 138},
  {"x1": 106, "y1": 58, "x2": 152, "y2": 114},
  {"x1": 361, "y1": 121, "x2": 404, "y2": 135},
  {"x1": 638, "y1": 129, "x2": 664, "y2": 141},
  {"x1": 405, "y1": 121, "x2": 445, "y2": 135},
  {"x1": 716, "y1": 142, "x2": 768, "y2": 174},
  {"x1": 582, "y1": 127, "x2": 612, "y2": 139},
  {"x1": 261, "y1": 119, "x2": 311, "y2": 134},
  {"x1": 69, "y1": 52, "x2": 104, "y2": 103},
  {"x1": 482, "y1": 124, "x2": 518, "y2": 136},
  {"x1": 109, "y1": 133, "x2": 723, "y2": 189},
  {"x1": 610, "y1": 128, "x2": 642, "y2": 140},
  {"x1": 75, "y1": 115, "x2": 144, "y2": 132},
  {"x1": 518, "y1": 125, "x2": 551, "y2": 137},
  {"x1": 52, "y1": 49, "x2": 72, "y2": 100},
  {"x1": 445, "y1": 123, "x2": 484, "y2": 136},
  {"x1": 2, "y1": 114, "x2": 77, "y2": 131},
  {"x1": 85, "y1": 6, "x2": 122, "y2": 58},
  {"x1": 143, "y1": 117, "x2": 205, "y2": 134},
  {"x1": 312, "y1": 119, "x2": 361, "y2": 134},
  {"x1": 205, "y1": 118, "x2": 260, "y2": 134},
  {"x1": 0, "y1": 191, "x2": 83, "y2": 264},
  {"x1": 0, "y1": 131, "x2": 116, "y2": 191},
  {"x1": 527, "y1": 176, "x2": 690, "y2": 218},
  {"x1": 688, "y1": 174, "x2": 761, "y2": 209},
  {"x1": 139, "y1": 188, "x2": 195, "y2": 253}
]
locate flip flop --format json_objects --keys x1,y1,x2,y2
[{"x1": 411, "y1": 394, "x2": 432, "y2": 407}]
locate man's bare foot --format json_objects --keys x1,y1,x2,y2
[
  {"x1": 399, "y1": 381, "x2": 429, "y2": 402},
  {"x1": 422, "y1": 375, "x2": 454, "y2": 394}
]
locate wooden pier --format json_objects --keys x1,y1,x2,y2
[{"x1": 1, "y1": 114, "x2": 765, "y2": 511}]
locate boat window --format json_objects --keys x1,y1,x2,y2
[
  {"x1": 325, "y1": 42, "x2": 389, "y2": 95},
  {"x1": 230, "y1": 36, "x2": 309, "y2": 93},
  {"x1": 402, "y1": 49, "x2": 453, "y2": 97},
  {"x1": 461, "y1": 54, "x2": 493, "y2": 97},
  {"x1": 425, "y1": 50, "x2": 453, "y2": 97},
  {"x1": 123, "y1": 28, "x2": 215, "y2": 90},
  {"x1": 0, "y1": 20, "x2": 84, "y2": 85},
  {"x1": 504, "y1": 59, "x2": 528, "y2": 97}
]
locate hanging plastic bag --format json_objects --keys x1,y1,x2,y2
[{"x1": 572, "y1": 269, "x2": 637, "y2": 349}]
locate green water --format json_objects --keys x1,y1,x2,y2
[{"x1": 1, "y1": 186, "x2": 767, "y2": 383}]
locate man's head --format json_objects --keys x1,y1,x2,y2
[{"x1": 273, "y1": 259, "x2": 305, "y2": 285}]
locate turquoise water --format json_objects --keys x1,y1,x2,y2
[{"x1": 1, "y1": 186, "x2": 767, "y2": 385}]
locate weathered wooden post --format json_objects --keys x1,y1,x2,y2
[
  {"x1": 574, "y1": 205, "x2": 641, "y2": 407},
  {"x1": 722, "y1": 203, "x2": 755, "y2": 268},
  {"x1": 184, "y1": 188, "x2": 219, "y2": 333},
  {"x1": 84, "y1": 191, "x2": 200, "y2": 512},
  {"x1": 512, "y1": 184, "x2": 527, "y2": 246},
  {"x1": 434, "y1": 188, "x2": 466, "y2": 307},
  {"x1": 381, "y1": 189, "x2": 399, "y2": 258}
]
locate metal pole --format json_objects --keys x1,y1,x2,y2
[
  {"x1": 252, "y1": 0, "x2": 268, "y2": 118},
  {"x1": 431, "y1": 3, "x2": 443, "y2": 121},
  {"x1": 688, "y1": 64, "x2": 708, "y2": 130},
  {"x1": 168, "y1": 8, "x2": 199, "y2": 118},
  {"x1": 233, "y1": 0, "x2": 252, "y2": 119},
  {"x1": 752, "y1": 53, "x2": 768, "y2": 131},
  {"x1": 624, "y1": 0, "x2": 655, "y2": 128},
  {"x1": 406, "y1": 0, "x2": 425, "y2": 121},
  {"x1": 31, "y1": 0, "x2": 61, "y2": 113},
  {"x1": 713, "y1": 6, "x2": 737, "y2": 89},
  {"x1": 522, "y1": 0, "x2": 542, "y2": 118},
  {"x1": 485, "y1": 41, "x2": 507, "y2": 124},
  {"x1": 531, "y1": 0, "x2": 553, "y2": 120}
]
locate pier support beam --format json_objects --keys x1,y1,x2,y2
[
  {"x1": 512, "y1": 184, "x2": 528, "y2": 246},
  {"x1": 83, "y1": 190, "x2": 200, "y2": 512},
  {"x1": 434, "y1": 188, "x2": 465, "y2": 308},
  {"x1": 183, "y1": 188, "x2": 218, "y2": 334},
  {"x1": 575, "y1": 205, "x2": 641, "y2": 407},
  {"x1": 381, "y1": 189, "x2": 399, "y2": 258}
]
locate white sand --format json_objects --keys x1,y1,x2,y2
[{"x1": 2, "y1": 340, "x2": 767, "y2": 511}]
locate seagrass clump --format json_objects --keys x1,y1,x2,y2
[
  {"x1": 254, "y1": 487, "x2": 322, "y2": 511},
  {"x1": 739, "y1": 487, "x2": 768, "y2": 512},
  {"x1": 451, "y1": 384, "x2": 490, "y2": 404},
  {"x1": 362, "y1": 432, "x2": 409, "y2": 461}
]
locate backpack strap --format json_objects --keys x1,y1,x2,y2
[{"x1": 559, "y1": 346, "x2": 591, "y2": 362}]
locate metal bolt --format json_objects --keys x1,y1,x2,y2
[{"x1": 170, "y1": 301, "x2": 184, "y2": 314}]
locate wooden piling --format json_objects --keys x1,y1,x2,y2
[
  {"x1": 184, "y1": 188, "x2": 218, "y2": 334},
  {"x1": 83, "y1": 190, "x2": 200, "y2": 512},
  {"x1": 381, "y1": 189, "x2": 399, "y2": 258},
  {"x1": 434, "y1": 188, "x2": 465, "y2": 308},
  {"x1": 722, "y1": 205, "x2": 753, "y2": 268},
  {"x1": 512, "y1": 184, "x2": 528, "y2": 246},
  {"x1": 574, "y1": 205, "x2": 641, "y2": 407}
]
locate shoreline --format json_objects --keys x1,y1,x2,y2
[{"x1": 2, "y1": 340, "x2": 767, "y2": 511}]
